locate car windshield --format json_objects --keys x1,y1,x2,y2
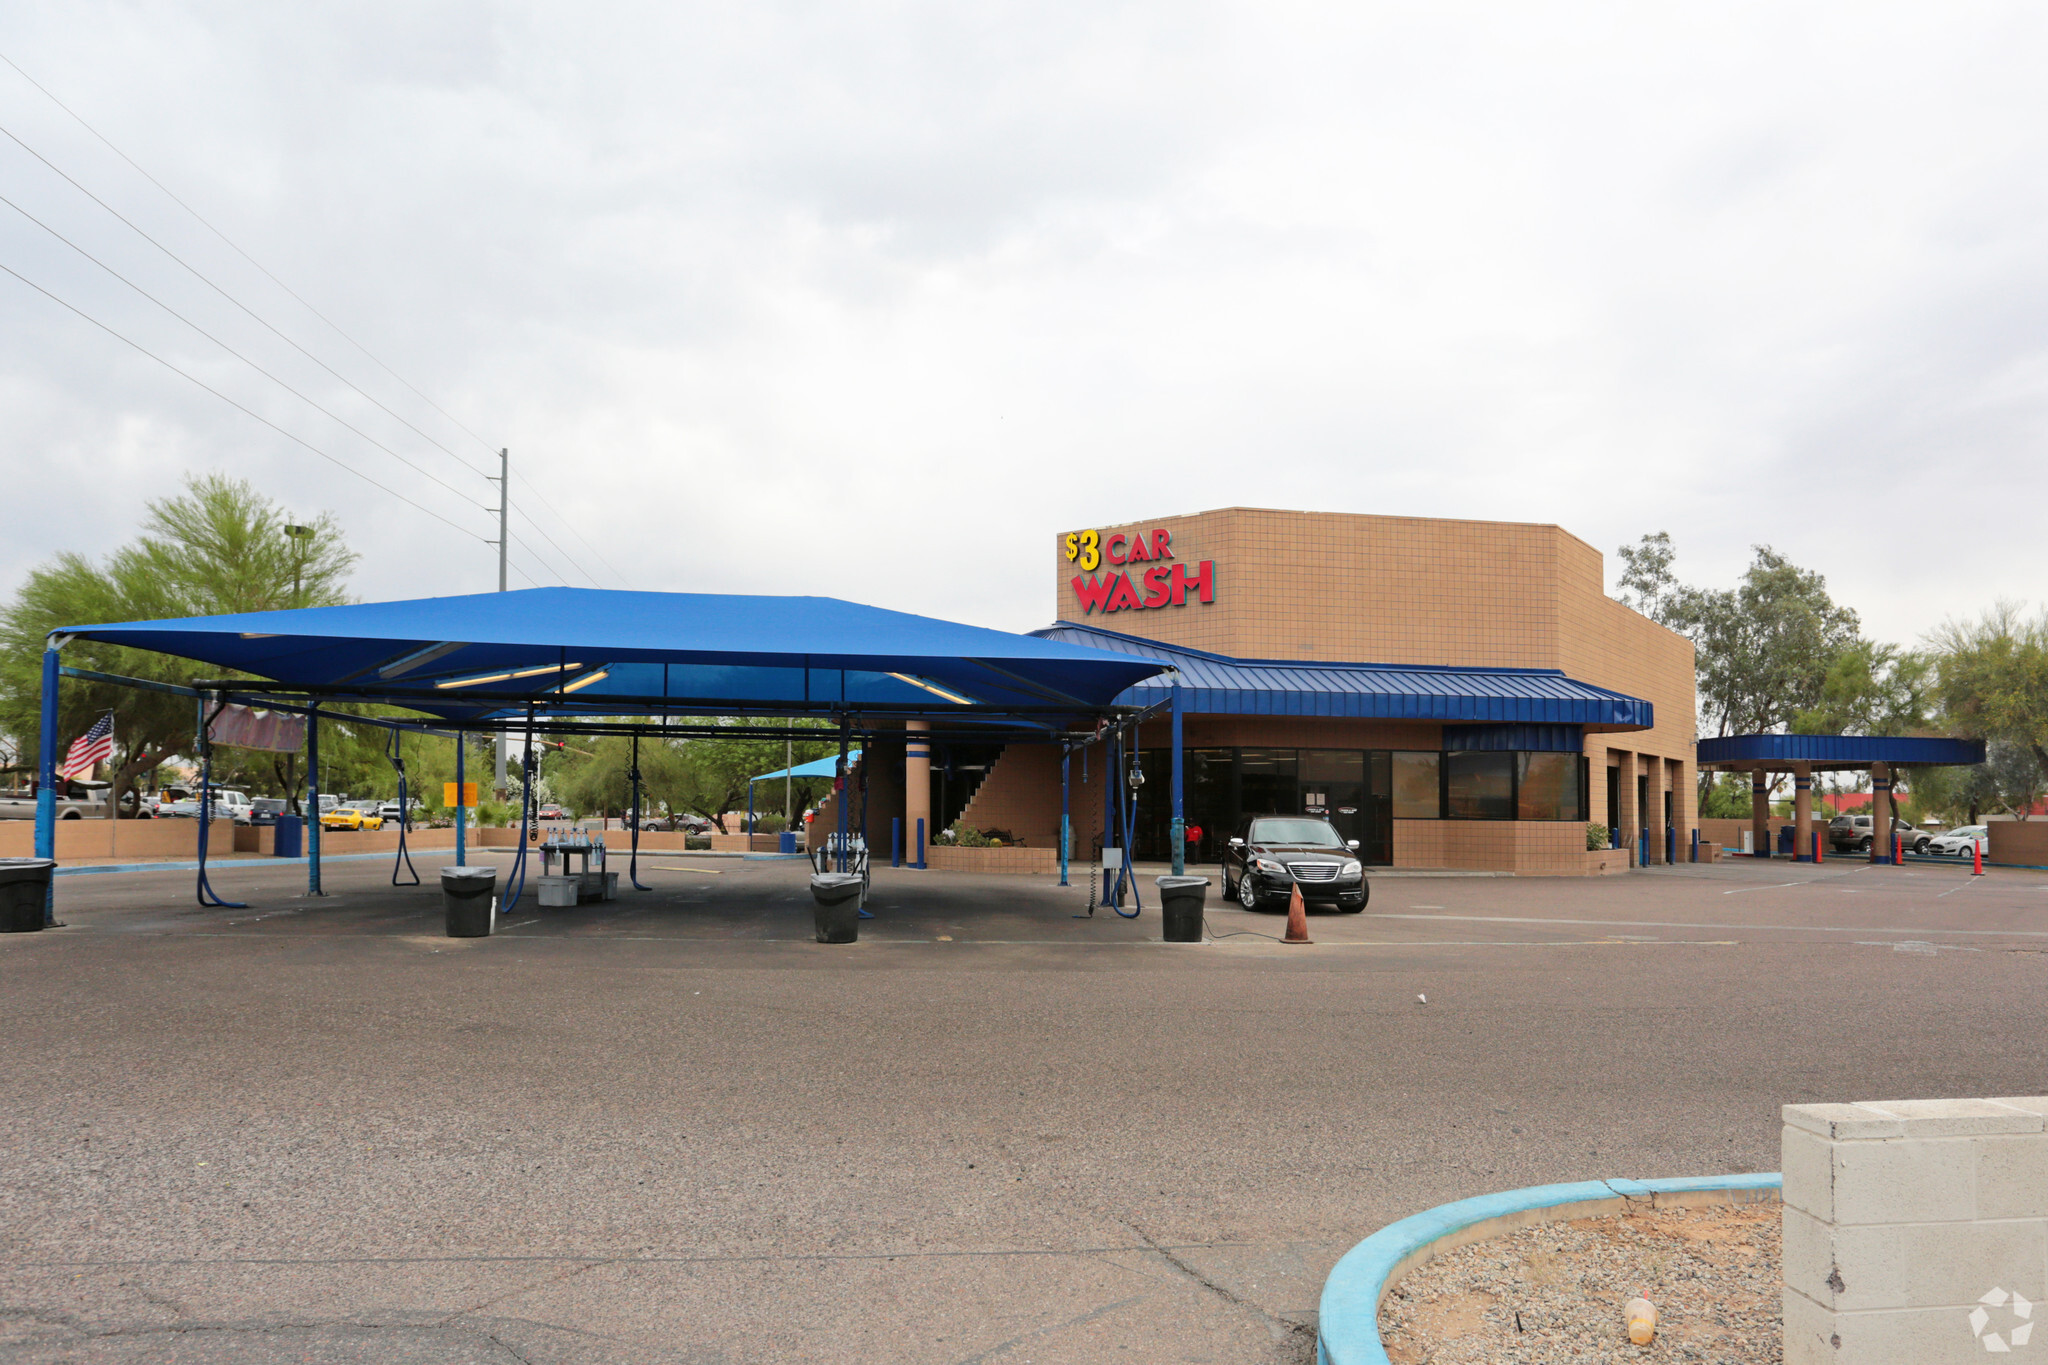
[{"x1": 1248, "y1": 819, "x2": 1345, "y2": 848}]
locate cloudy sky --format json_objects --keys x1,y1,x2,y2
[{"x1": 2, "y1": 2, "x2": 2041, "y2": 646}]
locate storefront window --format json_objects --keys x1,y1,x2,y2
[
  {"x1": 1237, "y1": 748, "x2": 1299, "y2": 820},
  {"x1": 1515, "y1": 752, "x2": 1583, "y2": 821},
  {"x1": 1445, "y1": 751, "x2": 1513, "y2": 819},
  {"x1": 1391, "y1": 751, "x2": 1441, "y2": 819}
]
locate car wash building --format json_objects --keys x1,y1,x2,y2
[{"x1": 858, "y1": 508, "x2": 1696, "y2": 875}]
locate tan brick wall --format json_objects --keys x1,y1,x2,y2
[
  {"x1": 925, "y1": 845, "x2": 1062, "y2": 875},
  {"x1": 1988, "y1": 821, "x2": 2048, "y2": 867},
  {"x1": 1393, "y1": 819, "x2": 1593, "y2": 873},
  {"x1": 952, "y1": 744, "x2": 1075, "y2": 847},
  {"x1": 804, "y1": 744, "x2": 907, "y2": 855},
  {"x1": 1053, "y1": 509, "x2": 1696, "y2": 848}
]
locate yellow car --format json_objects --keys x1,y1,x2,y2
[{"x1": 320, "y1": 803, "x2": 385, "y2": 832}]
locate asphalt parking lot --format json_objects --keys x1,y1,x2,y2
[{"x1": 5, "y1": 853, "x2": 2048, "y2": 1363}]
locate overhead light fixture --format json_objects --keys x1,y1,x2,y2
[
  {"x1": 435, "y1": 663, "x2": 584, "y2": 689},
  {"x1": 887, "y1": 672, "x2": 974, "y2": 705},
  {"x1": 557, "y1": 669, "x2": 610, "y2": 694},
  {"x1": 377, "y1": 641, "x2": 468, "y2": 679}
]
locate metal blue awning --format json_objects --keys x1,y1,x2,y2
[
  {"x1": 1697, "y1": 733, "x2": 1987, "y2": 770},
  {"x1": 55, "y1": 588, "x2": 1170, "y2": 726},
  {"x1": 1032, "y1": 623, "x2": 1654, "y2": 730}
]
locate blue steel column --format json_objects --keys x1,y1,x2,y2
[
  {"x1": 1170, "y1": 682, "x2": 1185, "y2": 877},
  {"x1": 35, "y1": 646, "x2": 59, "y2": 924},
  {"x1": 306, "y1": 706, "x2": 322, "y2": 895},
  {"x1": 1059, "y1": 746, "x2": 1070, "y2": 887},
  {"x1": 454, "y1": 733, "x2": 467, "y2": 867},
  {"x1": 836, "y1": 718, "x2": 849, "y2": 873},
  {"x1": 1101, "y1": 734, "x2": 1117, "y2": 907}
]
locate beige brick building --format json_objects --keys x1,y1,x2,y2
[{"x1": 815, "y1": 507, "x2": 1695, "y2": 874}]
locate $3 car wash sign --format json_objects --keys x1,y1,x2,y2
[{"x1": 1064, "y1": 527, "x2": 1215, "y2": 616}]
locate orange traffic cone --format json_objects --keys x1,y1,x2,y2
[{"x1": 1282, "y1": 882, "x2": 1312, "y2": 945}]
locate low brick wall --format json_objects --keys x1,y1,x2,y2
[
  {"x1": 1782, "y1": 1096, "x2": 2048, "y2": 1362},
  {"x1": 925, "y1": 845, "x2": 1062, "y2": 875},
  {"x1": 1988, "y1": 821, "x2": 2048, "y2": 867},
  {"x1": 708, "y1": 833, "x2": 783, "y2": 853}
]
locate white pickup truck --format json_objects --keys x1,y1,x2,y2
[
  {"x1": 155, "y1": 789, "x2": 252, "y2": 822},
  {"x1": 0, "y1": 779, "x2": 112, "y2": 821}
]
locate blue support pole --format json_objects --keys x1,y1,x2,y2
[
  {"x1": 892, "y1": 816, "x2": 902, "y2": 868},
  {"x1": 1170, "y1": 682, "x2": 1185, "y2": 877},
  {"x1": 1690, "y1": 828, "x2": 1699, "y2": 864},
  {"x1": 35, "y1": 646, "x2": 59, "y2": 925},
  {"x1": 1101, "y1": 734, "x2": 1117, "y2": 907},
  {"x1": 454, "y1": 735, "x2": 466, "y2": 867},
  {"x1": 1666, "y1": 824, "x2": 1676, "y2": 865},
  {"x1": 914, "y1": 817, "x2": 925, "y2": 870},
  {"x1": 306, "y1": 706, "x2": 322, "y2": 895},
  {"x1": 746, "y1": 779, "x2": 754, "y2": 836},
  {"x1": 1639, "y1": 826, "x2": 1648, "y2": 867},
  {"x1": 1059, "y1": 746, "x2": 1071, "y2": 887},
  {"x1": 836, "y1": 719, "x2": 849, "y2": 873}
]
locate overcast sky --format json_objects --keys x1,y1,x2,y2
[{"x1": 2, "y1": 2, "x2": 2040, "y2": 647}]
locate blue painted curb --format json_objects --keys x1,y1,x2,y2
[{"x1": 1315, "y1": 1172, "x2": 1782, "y2": 1365}]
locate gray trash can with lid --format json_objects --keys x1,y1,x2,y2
[
  {"x1": 440, "y1": 865, "x2": 497, "y2": 937},
  {"x1": 0, "y1": 858, "x2": 54, "y2": 933},
  {"x1": 809, "y1": 872, "x2": 864, "y2": 943},
  {"x1": 1154, "y1": 875, "x2": 1210, "y2": 943}
]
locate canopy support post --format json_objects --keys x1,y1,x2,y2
[
  {"x1": 1059, "y1": 745, "x2": 1070, "y2": 887},
  {"x1": 628, "y1": 733, "x2": 649, "y2": 891},
  {"x1": 306, "y1": 705, "x2": 323, "y2": 896},
  {"x1": 1170, "y1": 681, "x2": 1185, "y2": 877},
  {"x1": 836, "y1": 716, "x2": 850, "y2": 873},
  {"x1": 36, "y1": 645, "x2": 59, "y2": 925},
  {"x1": 454, "y1": 734, "x2": 466, "y2": 867}
]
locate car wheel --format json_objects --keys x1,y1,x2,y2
[
  {"x1": 1237, "y1": 874, "x2": 1261, "y2": 911},
  {"x1": 1914, "y1": 839, "x2": 1929, "y2": 855},
  {"x1": 1856, "y1": 836, "x2": 1872, "y2": 852},
  {"x1": 1343, "y1": 879, "x2": 1371, "y2": 913}
]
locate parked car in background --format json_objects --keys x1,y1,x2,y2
[
  {"x1": 0, "y1": 778, "x2": 110, "y2": 821},
  {"x1": 640, "y1": 813, "x2": 712, "y2": 833},
  {"x1": 1827, "y1": 813, "x2": 1926, "y2": 854},
  {"x1": 538, "y1": 803, "x2": 567, "y2": 821},
  {"x1": 241, "y1": 797, "x2": 289, "y2": 827},
  {"x1": 319, "y1": 801, "x2": 385, "y2": 832},
  {"x1": 1220, "y1": 814, "x2": 1369, "y2": 912},
  {"x1": 1927, "y1": 825, "x2": 1989, "y2": 858}
]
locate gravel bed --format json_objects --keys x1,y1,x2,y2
[{"x1": 1376, "y1": 1201, "x2": 1781, "y2": 1363}]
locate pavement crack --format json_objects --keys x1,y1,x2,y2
[{"x1": 1119, "y1": 1222, "x2": 1313, "y2": 1341}]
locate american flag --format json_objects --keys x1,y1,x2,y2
[{"x1": 59, "y1": 714, "x2": 115, "y2": 780}]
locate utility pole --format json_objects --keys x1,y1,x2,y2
[
  {"x1": 487, "y1": 449, "x2": 510, "y2": 800},
  {"x1": 283, "y1": 522, "x2": 314, "y2": 605}
]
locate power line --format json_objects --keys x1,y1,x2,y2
[
  {"x1": 510, "y1": 503, "x2": 602, "y2": 587},
  {"x1": 507, "y1": 530, "x2": 574, "y2": 586},
  {"x1": 0, "y1": 118, "x2": 495, "y2": 486},
  {"x1": 511, "y1": 469, "x2": 627, "y2": 584},
  {"x1": 0, "y1": 189, "x2": 489, "y2": 512},
  {"x1": 0, "y1": 50, "x2": 502, "y2": 463},
  {"x1": 0, "y1": 258, "x2": 487, "y2": 541},
  {"x1": 0, "y1": 52, "x2": 618, "y2": 587}
]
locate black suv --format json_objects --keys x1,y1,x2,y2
[{"x1": 1221, "y1": 815, "x2": 1369, "y2": 912}]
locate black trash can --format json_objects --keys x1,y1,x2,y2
[
  {"x1": 810, "y1": 872, "x2": 864, "y2": 944},
  {"x1": 1154, "y1": 875, "x2": 1210, "y2": 943},
  {"x1": 0, "y1": 858, "x2": 55, "y2": 933},
  {"x1": 440, "y1": 866, "x2": 497, "y2": 938},
  {"x1": 273, "y1": 814, "x2": 303, "y2": 858}
]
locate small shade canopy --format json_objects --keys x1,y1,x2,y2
[
  {"x1": 56, "y1": 588, "x2": 1169, "y2": 726},
  {"x1": 751, "y1": 751, "x2": 858, "y2": 785},
  {"x1": 1696, "y1": 733, "x2": 1987, "y2": 771}
]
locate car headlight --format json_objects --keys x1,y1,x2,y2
[
  {"x1": 1254, "y1": 858, "x2": 1286, "y2": 875},
  {"x1": 1341, "y1": 860, "x2": 1362, "y2": 876}
]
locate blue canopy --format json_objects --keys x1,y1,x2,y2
[
  {"x1": 1698, "y1": 733, "x2": 1986, "y2": 770},
  {"x1": 751, "y1": 751, "x2": 858, "y2": 785},
  {"x1": 56, "y1": 588, "x2": 1169, "y2": 725},
  {"x1": 1035, "y1": 623, "x2": 1654, "y2": 730}
]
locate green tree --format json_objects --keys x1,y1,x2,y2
[
  {"x1": 1617, "y1": 535, "x2": 1865, "y2": 738},
  {"x1": 665, "y1": 721, "x2": 839, "y2": 832},
  {"x1": 550, "y1": 733, "x2": 698, "y2": 823},
  {"x1": 1792, "y1": 642, "x2": 1933, "y2": 736},
  {"x1": 0, "y1": 474, "x2": 356, "y2": 817},
  {"x1": 1929, "y1": 603, "x2": 2048, "y2": 776}
]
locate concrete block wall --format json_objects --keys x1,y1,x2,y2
[{"x1": 1783, "y1": 1096, "x2": 2048, "y2": 1363}]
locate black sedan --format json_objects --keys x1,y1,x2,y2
[{"x1": 1221, "y1": 815, "x2": 1369, "y2": 912}]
